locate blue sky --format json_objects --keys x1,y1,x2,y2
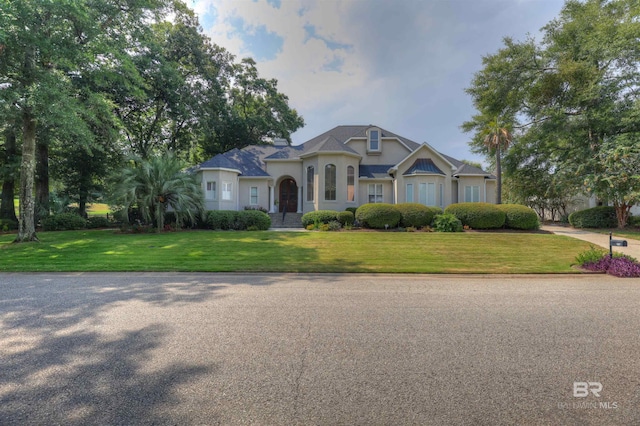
[{"x1": 190, "y1": 0, "x2": 565, "y2": 165}]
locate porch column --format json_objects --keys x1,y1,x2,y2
[
  {"x1": 297, "y1": 186, "x2": 303, "y2": 213},
  {"x1": 269, "y1": 186, "x2": 276, "y2": 213}
]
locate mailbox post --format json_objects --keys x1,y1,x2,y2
[{"x1": 609, "y1": 232, "x2": 628, "y2": 258}]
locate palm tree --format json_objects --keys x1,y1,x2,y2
[
  {"x1": 482, "y1": 118, "x2": 513, "y2": 204},
  {"x1": 112, "y1": 152, "x2": 204, "y2": 231}
]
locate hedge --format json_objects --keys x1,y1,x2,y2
[
  {"x1": 444, "y1": 202, "x2": 506, "y2": 229},
  {"x1": 355, "y1": 203, "x2": 402, "y2": 229},
  {"x1": 235, "y1": 210, "x2": 271, "y2": 230},
  {"x1": 568, "y1": 206, "x2": 618, "y2": 228},
  {"x1": 301, "y1": 210, "x2": 339, "y2": 227},
  {"x1": 496, "y1": 204, "x2": 539, "y2": 230},
  {"x1": 432, "y1": 213, "x2": 463, "y2": 232},
  {"x1": 337, "y1": 211, "x2": 355, "y2": 226},
  {"x1": 395, "y1": 203, "x2": 442, "y2": 228},
  {"x1": 206, "y1": 210, "x2": 238, "y2": 230},
  {"x1": 42, "y1": 213, "x2": 87, "y2": 231}
]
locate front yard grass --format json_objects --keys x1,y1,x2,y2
[{"x1": 0, "y1": 230, "x2": 592, "y2": 273}]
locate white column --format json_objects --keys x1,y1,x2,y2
[
  {"x1": 269, "y1": 186, "x2": 276, "y2": 213},
  {"x1": 297, "y1": 186, "x2": 303, "y2": 213}
]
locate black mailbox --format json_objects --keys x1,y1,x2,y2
[{"x1": 609, "y1": 233, "x2": 628, "y2": 258}]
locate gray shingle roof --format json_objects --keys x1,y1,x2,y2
[
  {"x1": 403, "y1": 158, "x2": 445, "y2": 176},
  {"x1": 197, "y1": 145, "x2": 284, "y2": 177},
  {"x1": 300, "y1": 125, "x2": 420, "y2": 152},
  {"x1": 441, "y1": 153, "x2": 494, "y2": 177}
]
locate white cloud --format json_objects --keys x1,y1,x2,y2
[{"x1": 191, "y1": 0, "x2": 565, "y2": 163}]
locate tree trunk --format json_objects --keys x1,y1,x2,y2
[
  {"x1": 15, "y1": 109, "x2": 39, "y2": 242},
  {"x1": 0, "y1": 127, "x2": 18, "y2": 223},
  {"x1": 615, "y1": 202, "x2": 630, "y2": 229},
  {"x1": 496, "y1": 145, "x2": 502, "y2": 204},
  {"x1": 35, "y1": 140, "x2": 49, "y2": 222}
]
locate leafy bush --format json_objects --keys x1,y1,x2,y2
[
  {"x1": 42, "y1": 213, "x2": 87, "y2": 231},
  {"x1": 337, "y1": 211, "x2": 355, "y2": 226},
  {"x1": 395, "y1": 203, "x2": 442, "y2": 228},
  {"x1": 575, "y1": 245, "x2": 608, "y2": 266},
  {"x1": 301, "y1": 210, "x2": 339, "y2": 227},
  {"x1": 444, "y1": 203, "x2": 506, "y2": 229},
  {"x1": 325, "y1": 220, "x2": 342, "y2": 231},
  {"x1": 432, "y1": 213, "x2": 463, "y2": 232},
  {"x1": 86, "y1": 216, "x2": 111, "y2": 229},
  {"x1": 627, "y1": 215, "x2": 640, "y2": 227},
  {"x1": 568, "y1": 206, "x2": 617, "y2": 228},
  {"x1": 244, "y1": 205, "x2": 268, "y2": 213},
  {"x1": 346, "y1": 207, "x2": 358, "y2": 216},
  {"x1": 583, "y1": 256, "x2": 640, "y2": 277},
  {"x1": 496, "y1": 204, "x2": 539, "y2": 230},
  {"x1": 206, "y1": 210, "x2": 238, "y2": 230},
  {"x1": 355, "y1": 203, "x2": 402, "y2": 229},
  {"x1": 0, "y1": 219, "x2": 18, "y2": 231},
  {"x1": 235, "y1": 210, "x2": 271, "y2": 230}
]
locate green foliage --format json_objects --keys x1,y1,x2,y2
[
  {"x1": 445, "y1": 203, "x2": 506, "y2": 229},
  {"x1": 568, "y1": 206, "x2": 618, "y2": 228},
  {"x1": 235, "y1": 210, "x2": 271, "y2": 231},
  {"x1": 42, "y1": 213, "x2": 87, "y2": 231},
  {"x1": 325, "y1": 220, "x2": 342, "y2": 231},
  {"x1": 496, "y1": 204, "x2": 539, "y2": 230},
  {"x1": 0, "y1": 219, "x2": 18, "y2": 232},
  {"x1": 110, "y1": 152, "x2": 204, "y2": 232},
  {"x1": 395, "y1": 203, "x2": 441, "y2": 228},
  {"x1": 301, "y1": 210, "x2": 339, "y2": 227},
  {"x1": 355, "y1": 203, "x2": 402, "y2": 229},
  {"x1": 432, "y1": 213, "x2": 463, "y2": 232},
  {"x1": 206, "y1": 210, "x2": 238, "y2": 230},
  {"x1": 628, "y1": 216, "x2": 640, "y2": 228},
  {"x1": 345, "y1": 207, "x2": 358, "y2": 216},
  {"x1": 337, "y1": 211, "x2": 355, "y2": 226},
  {"x1": 86, "y1": 217, "x2": 111, "y2": 229},
  {"x1": 575, "y1": 245, "x2": 608, "y2": 266}
]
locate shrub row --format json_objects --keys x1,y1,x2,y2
[
  {"x1": 443, "y1": 202, "x2": 539, "y2": 230},
  {"x1": 568, "y1": 206, "x2": 618, "y2": 228},
  {"x1": 206, "y1": 210, "x2": 271, "y2": 230},
  {"x1": 42, "y1": 213, "x2": 88, "y2": 231}
]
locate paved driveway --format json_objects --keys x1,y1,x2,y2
[{"x1": 1, "y1": 273, "x2": 640, "y2": 425}]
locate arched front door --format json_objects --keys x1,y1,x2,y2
[{"x1": 279, "y1": 179, "x2": 298, "y2": 213}]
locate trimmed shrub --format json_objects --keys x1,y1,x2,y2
[
  {"x1": 444, "y1": 202, "x2": 506, "y2": 229},
  {"x1": 346, "y1": 207, "x2": 358, "y2": 216},
  {"x1": 396, "y1": 203, "x2": 442, "y2": 228},
  {"x1": 337, "y1": 211, "x2": 355, "y2": 226},
  {"x1": 629, "y1": 215, "x2": 640, "y2": 227},
  {"x1": 206, "y1": 210, "x2": 238, "y2": 230},
  {"x1": 432, "y1": 213, "x2": 463, "y2": 232},
  {"x1": 496, "y1": 204, "x2": 539, "y2": 230},
  {"x1": 355, "y1": 203, "x2": 401, "y2": 229},
  {"x1": 568, "y1": 206, "x2": 617, "y2": 228},
  {"x1": 235, "y1": 210, "x2": 271, "y2": 230},
  {"x1": 86, "y1": 216, "x2": 111, "y2": 229},
  {"x1": 301, "y1": 210, "x2": 339, "y2": 227},
  {"x1": 42, "y1": 213, "x2": 87, "y2": 231}
]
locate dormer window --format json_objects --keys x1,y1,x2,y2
[{"x1": 368, "y1": 128, "x2": 381, "y2": 153}]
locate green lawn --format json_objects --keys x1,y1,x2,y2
[{"x1": 0, "y1": 230, "x2": 593, "y2": 273}]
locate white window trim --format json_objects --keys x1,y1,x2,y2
[
  {"x1": 205, "y1": 181, "x2": 217, "y2": 201},
  {"x1": 368, "y1": 128, "x2": 381, "y2": 153},
  {"x1": 368, "y1": 183, "x2": 383, "y2": 203},
  {"x1": 249, "y1": 186, "x2": 258, "y2": 205},
  {"x1": 464, "y1": 185, "x2": 480, "y2": 203},
  {"x1": 406, "y1": 183, "x2": 414, "y2": 203},
  {"x1": 222, "y1": 181, "x2": 232, "y2": 201}
]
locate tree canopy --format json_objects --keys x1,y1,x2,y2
[
  {"x1": 0, "y1": 0, "x2": 304, "y2": 240},
  {"x1": 463, "y1": 0, "x2": 640, "y2": 227}
]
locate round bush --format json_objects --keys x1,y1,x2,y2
[
  {"x1": 568, "y1": 206, "x2": 618, "y2": 228},
  {"x1": 86, "y1": 216, "x2": 111, "y2": 229},
  {"x1": 235, "y1": 210, "x2": 271, "y2": 230},
  {"x1": 337, "y1": 211, "x2": 355, "y2": 226},
  {"x1": 444, "y1": 202, "x2": 506, "y2": 229},
  {"x1": 206, "y1": 210, "x2": 238, "y2": 230},
  {"x1": 345, "y1": 207, "x2": 358, "y2": 216},
  {"x1": 301, "y1": 210, "x2": 339, "y2": 227},
  {"x1": 42, "y1": 213, "x2": 87, "y2": 231},
  {"x1": 395, "y1": 203, "x2": 442, "y2": 228},
  {"x1": 432, "y1": 213, "x2": 463, "y2": 232},
  {"x1": 496, "y1": 204, "x2": 539, "y2": 230},
  {"x1": 355, "y1": 203, "x2": 401, "y2": 229}
]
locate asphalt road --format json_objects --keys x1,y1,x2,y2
[{"x1": 1, "y1": 273, "x2": 640, "y2": 425}]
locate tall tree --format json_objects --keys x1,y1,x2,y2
[
  {"x1": 0, "y1": 0, "x2": 169, "y2": 242},
  {"x1": 463, "y1": 0, "x2": 640, "y2": 227}
]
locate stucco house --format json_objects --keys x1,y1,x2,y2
[{"x1": 193, "y1": 125, "x2": 496, "y2": 215}]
